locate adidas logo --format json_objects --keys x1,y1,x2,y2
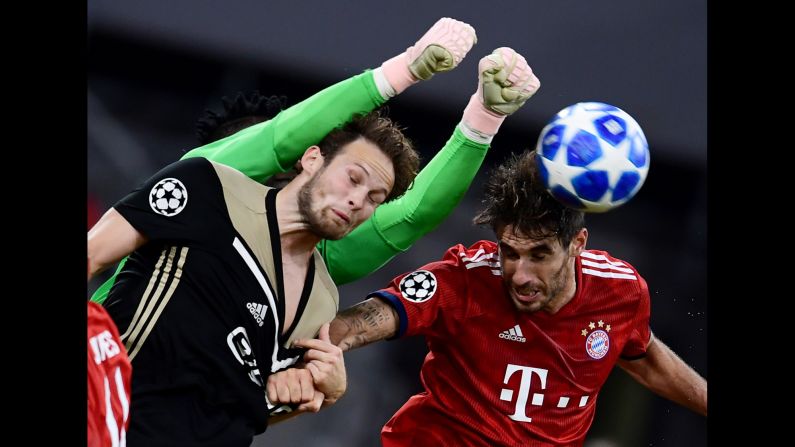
[
  {"x1": 247, "y1": 302, "x2": 268, "y2": 327},
  {"x1": 499, "y1": 324, "x2": 526, "y2": 343}
]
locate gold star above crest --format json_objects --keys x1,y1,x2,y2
[
  {"x1": 598, "y1": 320, "x2": 604, "y2": 328},
  {"x1": 581, "y1": 329, "x2": 588, "y2": 336},
  {"x1": 588, "y1": 322, "x2": 595, "y2": 330},
  {"x1": 606, "y1": 324, "x2": 611, "y2": 332}
]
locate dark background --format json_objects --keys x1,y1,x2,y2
[{"x1": 87, "y1": 1, "x2": 707, "y2": 445}]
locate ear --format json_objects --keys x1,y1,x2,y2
[
  {"x1": 569, "y1": 228, "x2": 588, "y2": 257},
  {"x1": 299, "y1": 146, "x2": 324, "y2": 175}
]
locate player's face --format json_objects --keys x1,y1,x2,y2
[
  {"x1": 299, "y1": 138, "x2": 394, "y2": 240},
  {"x1": 497, "y1": 225, "x2": 582, "y2": 314}
]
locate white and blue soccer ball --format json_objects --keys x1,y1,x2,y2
[{"x1": 535, "y1": 102, "x2": 650, "y2": 213}]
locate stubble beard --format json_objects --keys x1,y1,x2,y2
[
  {"x1": 298, "y1": 170, "x2": 347, "y2": 240},
  {"x1": 506, "y1": 257, "x2": 570, "y2": 313}
]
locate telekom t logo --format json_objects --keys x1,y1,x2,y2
[{"x1": 499, "y1": 363, "x2": 548, "y2": 422}]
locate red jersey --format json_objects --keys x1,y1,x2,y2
[
  {"x1": 88, "y1": 302, "x2": 132, "y2": 447},
  {"x1": 373, "y1": 241, "x2": 651, "y2": 447}
]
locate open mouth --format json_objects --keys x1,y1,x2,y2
[{"x1": 513, "y1": 290, "x2": 540, "y2": 303}]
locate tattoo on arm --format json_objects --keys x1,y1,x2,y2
[{"x1": 329, "y1": 298, "x2": 399, "y2": 352}]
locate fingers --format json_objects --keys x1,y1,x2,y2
[
  {"x1": 289, "y1": 324, "x2": 347, "y2": 404},
  {"x1": 266, "y1": 368, "x2": 316, "y2": 405},
  {"x1": 306, "y1": 360, "x2": 324, "y2": 381},
  {"x1": 300, "y1": 346, "x2": 340, "y2": 364},
  {"x1": 318, "y1": 322, "x2": 330, "y2": 342},
  {"x1": 296, "y1": 390, "x2": 325, "y2": 413},
  {"x1": 304, "y1": 355, "x2": 347, "y2": 404},
  {"x1": 292, "y1": 323, "x2": 342, "y2": 357}
]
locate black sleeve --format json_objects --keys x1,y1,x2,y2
[{"x1": 113, "y1": 157, "x2": 226, "y2": 244}]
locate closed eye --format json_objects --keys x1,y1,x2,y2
[{"x1": 368, "y1": 193, "x2": 385, "y2": 206}]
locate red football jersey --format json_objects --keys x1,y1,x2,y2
[
  {"x1": 88, "y1": 302, "x2": 132, "y2": 447},
  {"x1": 373, "y1": 241, "x2": 651, "y2": 447}
]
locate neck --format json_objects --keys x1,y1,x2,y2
[{"x1": 275, "y1": 182, "x2": 321, "y2": 259}]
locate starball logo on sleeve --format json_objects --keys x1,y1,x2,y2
[
  {"x1": 149, "y1": 178, "x2": 188, "y2": 216},
  {"x1": 399, "y1": 270, "x2": 437, "y2": 303}
]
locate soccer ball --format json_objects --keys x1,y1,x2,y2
[{"x1": 535, "y1": 102, "x2": 650, "y2": 213}]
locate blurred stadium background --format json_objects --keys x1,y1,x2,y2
[{"x1": 87, "y1": 1, "x2": 706, "y2": 445}]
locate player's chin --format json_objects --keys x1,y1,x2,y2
[
  {"x1": 512, "y1": 301, "x2": 541, "y2": 313},
  {"x1": 317, "y1": 222, "x2": 350, "y2": 241}
]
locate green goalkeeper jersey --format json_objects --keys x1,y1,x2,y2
[{"x1": 91, "y1": 70, "x2": 489, "y2": 303}]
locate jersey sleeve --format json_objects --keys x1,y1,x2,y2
[
  {"x1": 180, "y1": 70, "x2": 385, "y2": 184},
  {"x1": 368, "y1": 245, "x2": 469, "y2": 340},
  {"x1": 620, "y1": 274, "x2": 652, "y2": 360},
  {"x1": 319, "y1": 126, "x2": 490, "y2": 285},
  {"x1": 112, "y1": 157, "x2": 226, "y2": 245}
]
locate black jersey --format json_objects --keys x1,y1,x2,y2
[{"x1": 104, "y1": 157, "x2": 339, "y2": 446}]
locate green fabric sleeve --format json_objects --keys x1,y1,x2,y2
[
  {"x1": 180, "y1": 70, "x2": 385, "y2": 183},
  {"x1": 322, "y1": 126, "x2": 490, "y2": 285},
  {"x1": 88, "y1": 257, "x2": 127, "y2": 304}
]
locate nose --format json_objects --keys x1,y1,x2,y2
[
  {"x1": 510, "y1": 259, "x2": 536, "y2": 288},
  {"x1": 348, "y1": 187, "x2": 367, "y2": 211}
]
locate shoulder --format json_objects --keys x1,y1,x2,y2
[
  {"x1": 426, "y1": 240, "x2": 502, "y2": 297},
  {"x1": 208, "y1": 159, "x2": 270, "y2": 212},
  {"x1": 580, "y1": 249, "x2": 640, "y2": 275},
  {"x1": 441, "y1": 240, "x2": 500, "y2": 270},
  {"x1": 146, "y1": 157, "x2": 220, "y2": 195},
  {"x1": 579, "y1": 249, "x2": 647, "y2": 300}
]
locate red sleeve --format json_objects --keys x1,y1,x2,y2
[
  {"x1": 88, "y1": 302, "x2": 133, "y2": 447},
  {"x1": 369, "y1": 244, "x2": 470, "y2": 340},
  {"x1": 620, "y1": 274, "x2": 652, "y2": 359}
]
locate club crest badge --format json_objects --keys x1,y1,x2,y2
[{"x1": 581, "y1": 320, "x2": 611, "y2": 360}]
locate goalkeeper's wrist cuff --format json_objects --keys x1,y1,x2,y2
[
  {"x1": 460, "y1": 94, "x2": 505, "y2": 142},
  {"x1": 380, "y1": 53, "x2": 419, "y2": 96},
  {"x1": 372, "y1": 67, "x2": 397, "y2": 100}
]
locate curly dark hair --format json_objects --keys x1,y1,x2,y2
[
  {"x1": 194, "y1": 91, "x2": 288, "y2": 146},
  {"x1": 473, "y1": 150, "x2": 585, "y2": 247},
  {"x1": 317, "y1": 109, "x2": 419, "y2": 203}
]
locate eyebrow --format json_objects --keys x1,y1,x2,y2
[
  {"x1": 353, "y1": 162, "x2": 388, "y2": 195},
  {"x1": 498, "y1": 241, "x2": 515, "y2": 252},
  {"x1": 353, "y1": 162, "x2": 371, "y2": 177},
  {"x1": 499, "y1": 240, "x2": 554, "y2": 254},
  {"x1": 530, "y1": 243, "x2": 554, "y2": 254}
]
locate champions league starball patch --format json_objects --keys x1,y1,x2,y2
[
  {"x1": 399, "y1": 270, "x2": 437, "y2": 303},
  {"x1": 149, "y1": 178, "x2": 188, "y2": 217},
  {"x1": 585, "y1": 329, "x2": 610, "y2": 359}
]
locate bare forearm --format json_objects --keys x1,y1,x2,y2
[
  {"x1": 329, "y1": 298, "x2": 398, "y2": 352},
  {"x1": 87, "y1": 208, "x2": 147, "y2": 280},
  {"x1": 619, "y1": 338, "x2": 707, "y2": 416}
]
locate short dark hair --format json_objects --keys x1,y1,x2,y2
[
  {"x1": 316, "y1": 110, "x2": 419, "y2": 203},
  {"x1": 473, "y1": 150, "x2": 585, "y2": 248},
  {"x1": 195, "y1": 91, "x2": 288, "y2": 146}
]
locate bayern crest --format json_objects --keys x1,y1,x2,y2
[
  {"x1": 585, "y1": 329, "x2": 610, "y2": 359},
  {"x1": 399, "y1": 270, "x2": 437, "y2": 303}
]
